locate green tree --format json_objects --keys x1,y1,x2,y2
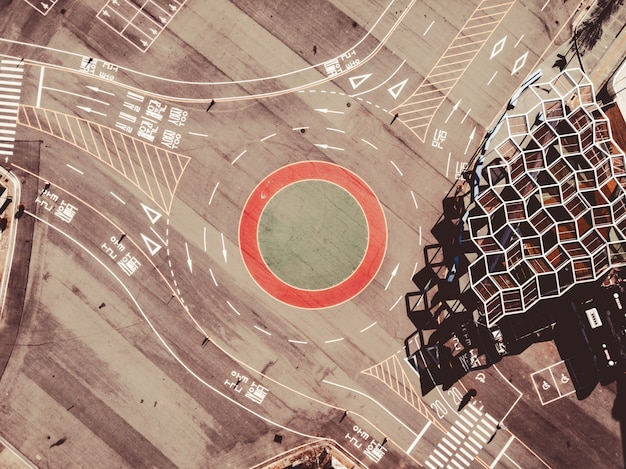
[{"x1": 572, "y1": 0, "x2": 624, "y2": 55}]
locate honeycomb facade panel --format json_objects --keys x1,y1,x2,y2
[{"x1": 466, "y1": 69, "x2": 626, "y2": 326}]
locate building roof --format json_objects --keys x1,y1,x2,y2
[{"x1": 467, "y1": 69, "x2": 626, "y2": 326}]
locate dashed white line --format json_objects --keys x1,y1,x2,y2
[
  {"x1": 209, "y1": 181, "x2": 219, "y2": 205},
  {"x1": 390, "y1": 160, "x2": 403, "y2": 176},
  {"x1": 487, "y1": 70, "x2": 498, "y2": 86},
  {"x1": 260, "y1": 132, "x2": 276, "y2": 142},
  {"x1": 325, "y1": 337, "x2": 344, "y2": 344},
  {"x1": 110, "y1": 192, "x2": 126, "y2": 204},
  {"x1": 231, "y1": 149, "x2": 247, "y2": 165},
  {"x1": 254, "y1": 325, "x2": 271, "y2": 336},
  {"x1": 189, "y1": 131, "x2": 209, "y2": 137},
  {"x1": 389, "y1": 295, "x2": 402, "y2": 310},
  {"x1": 326, "y1": 127, "x2": 345, "y2": 133},
  {"x1": 288, "y1": 339, "x2": 308, "y2": 345},
  {"x1": 66, "y1": 164, "x2": 83, "y2": 174},
  {"x1": 203, "y1": 226, "x2": 207, "y2": 252},
  {"x1": 514, "y1": 35, "x2": 524, "y2": 48},
  {"x1": 361, "y1": 138, "x2": 378, "y2": 150},
  {"x1": 292, "y1": 126, "x2": 309, "y2": 131},
  {"x1": 410, "y1": 190, "x2": 418, "y2": 209},
  {"x1": 226, "y1": 300, "x2": 241, "y2": 316},
  {"x1": 360, "y1": 321, "x2": 377, "y2": 333},
  {"x1": 209, "y1": 268, "x2": 218, "y2": 286},
  {"x1": 424, "y1": 20, "x2": 435, "y2": 35}
]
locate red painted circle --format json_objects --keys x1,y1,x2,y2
[{"x1": 239, "y1": 160, "x2": 387, "y2": 309}]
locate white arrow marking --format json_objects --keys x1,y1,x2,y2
[
  {"x1": 445, "y1": 99, "x2": 462, "y2": 123},
  {"x1": 314, "y1": 143, "x2": 344, "y2": 151},
  {"x1": 141, "y1": 203, "x2": 162, "y2": 224},
  {"x1": 349, "y1": 73, "x2": 372, "y2": 89},
  {"x1": 314, "y1": 108, "x2": 344, "y2": 115},
  {"x1": 185, "y1": 242, "x2": 193, "y2": 273},
  {"x1": 221, "y1": 232, "x2": 227, "y2": 263},
  {"x1": 464, "y1": 127, "x2": 476, "y2": 155},
  {"x1": 76, "y1": 105, "x2": 106, "y2": 117},
  {"x1": 141, "y1": 233, "x2": 162, "y2": 256},
  {"x1": 86, "y1": 85, "x2": 114, "y2": 96},
  {"x1": 384, "y1": 263, "x2": 400, "y2": 291},
  {"x1": 387, "y1": 78, "x2": 408, "y2": 99}
]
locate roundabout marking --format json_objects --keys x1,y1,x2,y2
[{"x1": 239, "y1": 160, "x2": 387, "y2": 309}]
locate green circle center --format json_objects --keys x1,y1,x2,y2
[{"x1": 258, "y1": 180, "x2": 368, "y2": 290}]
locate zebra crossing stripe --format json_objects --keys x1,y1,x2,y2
[
  {"x1": 475, "y1": 424, "x2": 492, "y2": 438},
  {"x1": 466, "y1": 435, "x2": 481, "y2": 451},
  {"x1": 458, "y1": 413, "x2": 473, "y2": 427},
  {"x1": 450, "y1": 459, "x2": 464, "y2": 469},
  {"x1": 429, "y1": 454, "x2": 444, "y2": 467},
  {"x1": 442, "y1": 437, "x2": 458, "y2": 450},
  {"x1": 454, "y1": 420, "x2": 469, "y2": 433},
  {"x1": 451, "y1": 427, "x2": 465, "y2": 440},
  {"x1": 459, "y1": 446, "x2": 473, "y2": 460},
  {"x1": 484, "y1": 413, "x2": 499, "y2": 426},
  {"x1": 438, "y1": 442, "x2": 453, "y2": 457},
  {"x1": 454, "y1": 452, "x2": 470, "y2": 466},
  {"x1": 433, "y1": 448, "x2": 448, "y2": 462}
]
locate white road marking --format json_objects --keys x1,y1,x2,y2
[
  {"x1": 490, "y1": 435, "x2": 515, "y2": 468},
  {"x1": 314, "y1": 143, "x2": 344, "y2": 151},
  {"x1": 390, "y1": 160, "x2": 403, "y2": 176},
  {"x1": 360, "y1": 321, "x2": 377, "y2": 333},
  {"x1": 109, "y1": 192, "x2": 126, "y2": 204},
  {"x1": 221, "y1": 232, "x2": 228, "y2": 263},
  {"x1": 43, "y1": 86, "x2": 110, "y2": 105},
  {"x1": 231, "y1": 149, "x2": 247, "y2": 165},
  {"x1": 226, "y1": 300, "x2": 240, "y2": 315},
  {"x1": 209, "y1": 268, "x2": 218, "y2": 286},
  {"x1": 325, "y1": 337, "x2": 344, "y2": 344},
  {"x1": 254, "y1": 325, "x2": 271, "y2": 336},
  {"x1": 66, "y1": 164, "x2": 83, "y2": 174},
  {"x1": 288, "y1": 339, "x2": 308, "y2": 344},
  {"x1": 326, "y1": 127, "x2": 345, "y2": 133},
  {"x1": 424, "y1": 20, "x2": 434, "y2": 35},
  {"x1": 189, "y1": 131, "x2": 209, "y2": 137},
  {"x1": 185, "y1": 242, "x2": 193, "y2": 273},
  {"x1": 35, "y1": 67, "x2": 46, "y2": 107},
  {"x1": 260, "y1": 132, "x2": 276, "y2": 142},
  {"x1": 209, "y1": 181, "x2": 219, "y2": 205},
  {"x1": 25, "y1": 211, "x2": 322, "y2": 440},
  {"x1": 407, "y1": 421, "x2": 430, "y2": 454},
  {"x1": 149, "y1": 226, "x2": 168, "y2": 247},
  {"x1": 389, "y1": 295, "x2": 402, "y2": 310},
  {"x1": 514, "y1": 35, "x2": 524, "y2": 48},
  {"x1": 410, "y1": 190, "x2": 418, "y2": 209},
  {"x1": 361, "y1": 138, "x2": 377, "y2": 149}
]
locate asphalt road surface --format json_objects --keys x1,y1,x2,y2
[{"x1": 0, "y1": 1, "x2": 624, "y2": 468}]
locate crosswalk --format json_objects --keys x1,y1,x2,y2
[
  {"x1": 0, "y1": 58, "x2": 24, "y2": 159},
  {"x1": 425, "y1": 403, "x2": 499, "y2": 469}
]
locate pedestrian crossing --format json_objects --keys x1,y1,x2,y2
[
  {"x1": 0, "y1": 58, "x2": 24, "y2": 159},
  {"x1": 424, "y1": 403, "x2": 499, "y2": 469}
]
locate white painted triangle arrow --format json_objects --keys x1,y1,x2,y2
[
  {"x1": 141, "y1": 233, "x2": 162, "y2": 256},
  {"x1": 349, "y1": 73, "x2": 372, "y2": 90},
  {"x1": 388, "y1": 78, "x2": 409, "y2": 99},
  {"x1": 141, "y1": 203, "x2": 162, "y2": 224}
]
